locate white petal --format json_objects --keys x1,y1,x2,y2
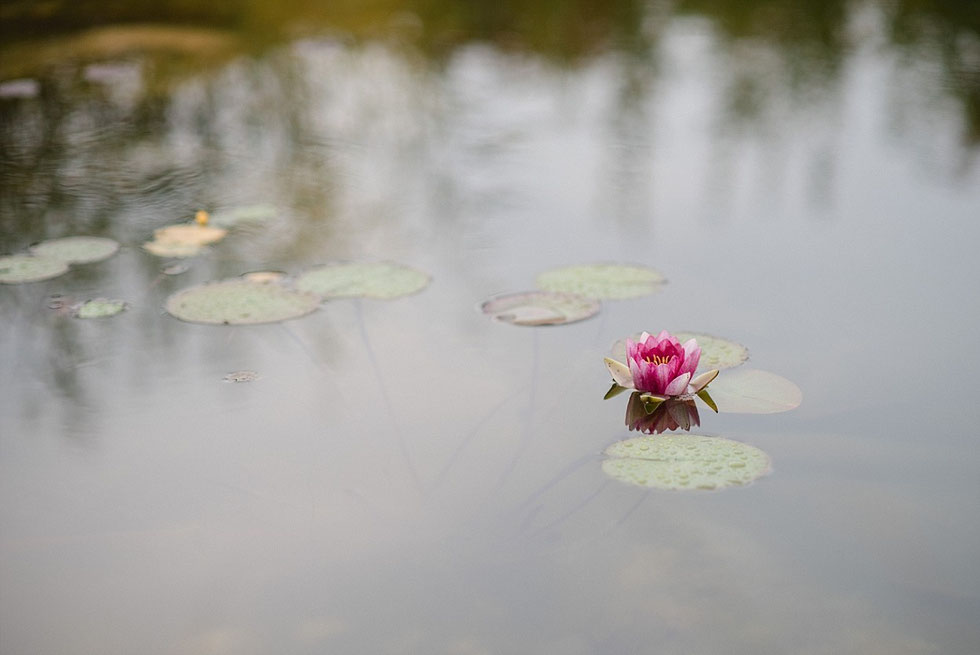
[
  {"x1": 690, "y1": 369, "x2": 720, "y2": 393},
  {"x1": 664, "y1": 372, "x2": 692, "y2": 396},
  {"x1": 604, "y1": 358, "x2": 634, "y2": 387}
]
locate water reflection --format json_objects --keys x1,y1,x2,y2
[{"x1": 625, "y1": 393, "x2": 700, "y2": 434}]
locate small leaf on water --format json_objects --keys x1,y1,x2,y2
[
  {"x1": 73, "y1": 298, "x2": 127, "y2": 319},
  {"x1": 602, "y1": 434, "x2": 771, "y2": 491},
  {"x1": 536, "y1": 263, "x2": 666, "y2": 299},
  {"x1": 224, "y1": 370, "x2": 259, "y2": 383},
  {"x1": 481, "y1": 291, "x2": 599, "y2": 326}
]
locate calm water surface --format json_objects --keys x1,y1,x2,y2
[{"x1": 2, "y1": 1, "x2": 979, "y2": 653}]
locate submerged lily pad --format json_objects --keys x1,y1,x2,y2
[
  {"x1": 210, "y1": 204, "x2": 277, "y2": 227},
  {"x1": 481, "y1": 291, "x2": 599, "y2": 326},
  {"x1": 705, "y1": 368, "x2": 802, "y2": 414},
  {"x1": 0, "y1": 254, "x2": 70, "y2": 284},
  {"x1": 610, "y1": 332, "x2": 748, "y2": 371},
  {"x1": 602, "y1": 434, "x2": 771, "y2": 490},
  {"x1": 672, "y1": 332, "x2": 749, "y2": 371},
  {"x1": 536, "y1": 264, "x2": 666, "y2": 299},
  {"x1": 295, "y1": 262, "x2": 430, "y2": 300},
  {"x1": 166, "y1": 279, "x2": 320, "y2": 325},
  {"x1": 30, "y1": 236, "x2": 119, "y2": 264},
  {"x1": 73, "y1": 298, "x2": 127, "y2": 319}
]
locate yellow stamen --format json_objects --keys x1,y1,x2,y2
[{"x1": 645, "y1": 354, "x2": 672, "y2": 365}]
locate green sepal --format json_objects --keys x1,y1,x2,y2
[
  {"x1": 696, "y1": 388, "x2": 719, "y2": 413},
  {"x1": 639, "y1": 393, "x2": 666, "y2": 414}
]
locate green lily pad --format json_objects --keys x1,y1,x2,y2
[
  {"x1": 210, "y1": 204, "x2": 277, "y2": 227},
  {"x1": 672, "y1": 332, "x2": 749, "y2": 371},
  {"x1": 602, "y1": 434, "x2": 771, "y2": 490},
  {"x1": 166, "y1": 279, "x2": 320, "y2": 325},
  {"x1": 0, "y1": 254, "x2": 70, "y2": 284},
  {"x1": 481, "y1": 291, "x2": 600, "y2": 326},
  {"x1": 536, "y1": 264, "x2": 666, "y2": 299},
  {"x1": 295, "y1": 262, "x2": 430, "y2": 300},
  {"x1": 30, "y1": 236, "x2": 119, "y2": 264},
  {"x1": 704, "y1": 368, "x2": 802, "y2": 414},
  {"x1": 73, "y1": 298, "x2": 128, "y2": 319},
  {"x1": 610, "y1": 332, "x2": 748, "y2": 371}
]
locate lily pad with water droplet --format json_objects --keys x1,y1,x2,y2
[
  {"x1": 166, "y1": 279, "x2": 320, "y2": 325},
  {"x1": 30, "y1": 236, "x2": 119, "y2": 264},
  {"x1": 73, "y1": 298, "x2": 128, "y2": 319},
  {"x1": 0, "y1": 254, "x2": 70, "y2": 284},
  {"x1": 481, "y1": 291, "x2": 599, "y2": 326},
  {"x1": 609, "y1": 332, "x2": 748, "y2": 371},
  {"x1": 295, "y1": 262, "x2": 430, "y2": 300},
  {"x1": 210, "y1": 204, "x2": 277, "y2": 227},
  {"x1": 705, "y1": 368, "x2": 802, "y2": 414},
  {"x1": 602, "y1": 434, "x2": 771, "y2": 490},
  {"x1": 536, "y1": 264, "x2": 666, "y2": 299}
]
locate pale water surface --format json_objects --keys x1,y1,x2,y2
[{"x1": 2, "y1": 1, "x2": 979, "y2": 653}]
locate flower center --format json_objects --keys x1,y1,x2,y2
[{"x1": 644, "y1": 354, "x2": 672, "y2": 365}]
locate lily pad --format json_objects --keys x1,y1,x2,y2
[
  {"x1": 705, "y1": 368, "x2": 802, "y2": 414},
  {"x1": 166, "y1": 279, "x2": 320, "y2": 325},
  {"x1": 73, "y1": 298, "x2": 127, "y2": 319},
  {"x1": 602, "y1": 434, "x2": 771, "y2": 490},
  {"x1": 610, "y1": 332, "x2": 748, "y2": 371},
  {"x1": 481, "y1": 291, "x2": 599, "y2": 326},
  {"x1": 536, "y1": 264, "x2": 666, "y2": 299},
  {"x1": 210, "y1": 204, "x2": 277, "y2": 227},
  {"x1": 672, "y1": 332, "x2": 749, "y2": 371},
  {"x1": 152, "y1": 223, "x2": 228, "y2": 246},
  {"x1": 0, "y1": 254, "x2": 70, "y2": 284},
  {"x1": 295, "y1": 262, "x2": 430, "y2": 300},
  {"x1": 143, "y1": 241, "x2": 204, "y2": 258},
  {"x1": 30, "y1": 236, "x2": 119, "y2": 264}
]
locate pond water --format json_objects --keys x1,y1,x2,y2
[{"x1": 2, "y1": 1, "x2": 979, "y2": 653}]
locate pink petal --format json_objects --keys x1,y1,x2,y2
[
  {"x1": 664, "y1": 372, "x2": 691, "y2": 396},
  {"x1": 681, "y1": 338, "x2": 701, "y2": 375}
]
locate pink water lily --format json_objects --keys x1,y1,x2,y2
[{"x1": 605, "y1": 330, "x2": 719, "y2": 398}]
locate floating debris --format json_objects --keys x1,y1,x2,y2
[
  {"x1": 536, "y1": 264, "x2": 666, "y2": 299},
  {"x1": 162, "y1": 262, "x2": 191, "y2": 276},
  {"x1": 166, "y1": 279, "x2": 320, "y2": 325},
  {"x1": 30, "y1": 236, "x2": 119, "y2": 264},
  {"x1": 73, "y1": 298, "x2": 128, "y2": 319},
  {"x1": 295, "y1": 262, "x2": 430, "y2": 300},
  {"x1": 602, "y1": 434, "x2": 771, "y2": 490},
  {"x1": 0, "y1": 254, "x2": 70, "y2": 284},
  {"x1": 224, "y1": 370, "x2": 259, "y2": 383},
  {"x1": 481, "y1": 291, "x2": 599, "y2": 326}
]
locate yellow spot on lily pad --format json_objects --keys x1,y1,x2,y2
[
  {"x1": 602, "y1": 434, "x2": 770, "y2": 490},
  {"x1": 536, "y1": 264, "x2": 666, "y2": 299}
]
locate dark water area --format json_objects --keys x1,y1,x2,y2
[{"x1": 2, "y1": 1, "x2": 979, "y2": 653}]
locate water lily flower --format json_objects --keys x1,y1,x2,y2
[{"x1": 604, "y1": 330, "x2": 719, "y2": 398}]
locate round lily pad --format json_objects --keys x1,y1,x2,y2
[
  {"x1": 602, "y1": 434, "x2": 771, "y2": 490},
  {"x1": 704, "y1": 368, "x2": 802, "y2": 414},
  {"x1": 536, "y1": 264, "x2": 666, "y2": 299},
  {"x1": 152, "y1": 223, "x2": 228, "y2": 246},
  {"x1": 672, "y1": 332, "x2": 749, "y2": 371},
  {"x1": 481, "y1": 291, "x2": 599, "y2": 326},
  {"x1": 30, "y1": 236, "x2": 119, "y2": 264},
  {"x1": 143, "y1": 241, "x2": 204, "y2": 258},
  {"x1": 73, "y1": 298, "x2": 127, "y2": 319},
  {"x1": 0, "y1": 254, "x2": 70, "y2": 284},
  {"x1": 210, "y1": 204, "x2": 277, "y2": 227},
  {"x1": 609, "y1": 332, "x2": 748, "y2": 371},
  {"x1": 166, "y1": 279, "x2": 320, "y2": 325},
  {"x1": 295, "y1": 262, "x2": 430, "y2": 300}
]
